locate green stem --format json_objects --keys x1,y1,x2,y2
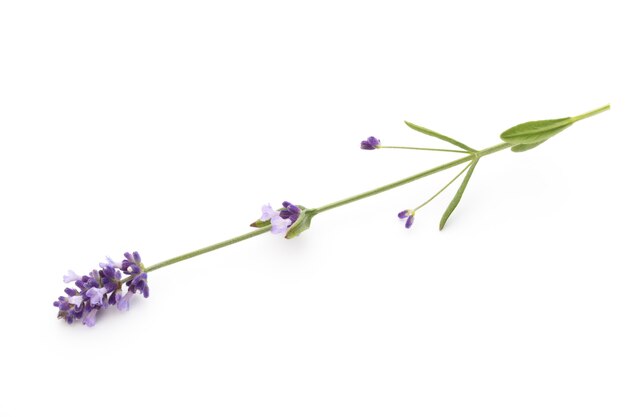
[
  {"x1": 378, "y1": 145, "x2": 469, "y2": 154},
  {"x1": 413, "y1": 163, "x2": 472, "y2": 212},
  {"x1": 140, "y1": 142, "x2": 513, "y2": 273},
  {"x1": 572, "y1": 104, "x2": 610, "y2": 122},
  {"x1": 141, "y1": 226, "x2": 271, "y2": 274}
]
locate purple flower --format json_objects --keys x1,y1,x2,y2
[
  {"x1": 99, "y1": 256, "x2": 122, "y2": 269},
  {"x1": 63, "y1": 270, "x2": 80, "y2": 283},
  {"x1": 117, "y1": 291, "x2": 134, "y2": 312},
  {"x1": 398, "y1": 209, "x2": 415, "y2": 229},
  {"x1": 270, "y1": 216, "x2": 292, "y2": 234},
  {"x1": 360, "y1": 136, "x2": 380, "y2": 150},
  {"x1": 53, "y1": 287, "x2": 85, "y2": 324},
  {"x1": 100, "y1": 265, "x2": 121, "y2": 292},
  {"x1": 54, "y1": 250, "x2": 148, "y2": 326},
  {"x1": 86, "y1": 286, "x2": 108, "y2": 306},
  {"x1": 127, "y1": 272, "x2": 149, "y2": 298},
  {"x1": 260, "y1": 204, "x2": 276, "y2": 222},
  {"x1": 68, "y1": 294, "x2": 84, "y2": 307},
  {"x1": 121, "y1": 252, "x2": 142, "y2": 275},
  {"x1": 279, "y1": 201, "x2": 301, "y2": 223},
  {"x1": 258, "y1": 202, "x2": 301, "y2": 235},
  {"x1": 83, "y1": 309, "x2": 98, "y2": 327}
]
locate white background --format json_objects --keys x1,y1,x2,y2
[{"x1": 0, "y1": 1, "x2": 624, "y2": 416}]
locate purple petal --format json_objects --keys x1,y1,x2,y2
[
  {"x1": 63, "y1": 270, "x2": 80, "y2": 283},
  {"x1": 68, "y1": 295, "x2": 84, "y2": 307},
  {"x1": 270, "y1": 216, "x2": 292, "y2": 234},
  {"x1": 117, "y1": 292, "x2": 133, "y2": 312},
  {"x1": 398, "y1": 210, "x2": 410, "y2": 219},
  {"x1": 360, "y1": 136, "x2": 380, "y2": 150},
  {"x1": 86, "y1": 287, "x2": 108, "y2": 306},
  {"x1": 260, "y1": 204, "x2": 276, "y2": 221},
  {"x1": 83, "y1": 310, "x2": 98, "y2": 327},
  {"x1": 405, "y1": 215, "x2": 415, "y2": 229},
  {"x1": 367, "y1": 136, "x2": 380, "y2": 146}
]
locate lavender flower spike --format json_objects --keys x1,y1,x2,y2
[
  {"x1": 360, "y1": 136, "x2": 380, "y2": 150},
  {"x1": 54, "y1": 250, "x2": 148, "y2": 326}
]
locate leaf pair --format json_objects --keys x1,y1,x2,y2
[
  {"x1": 500, "y1": 117, "x2": 572, "y2": 152},
  {"x1": 500, "y1": 104, "x2": 610, "y2": 152}
]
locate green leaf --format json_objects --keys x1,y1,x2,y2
[
  {"x1": 285, "y1": 208, "x2": 317, "y2": 239},
  {"x1": 500, "y1": 117, "x2": 573, "y2": 145},
  {"x1": 439, "y1": 159, "x2": 479, "y2": 231},
  {"x1": 404, "y1": 121, "x2": 476, "y2": 152}
]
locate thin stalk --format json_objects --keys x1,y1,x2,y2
[
  {"x1": 138, "y1": 142, "x2": 513, "y2": 274},
  {"x1": 413, "y1": 163, "x2": 472, "y2": 212},
  {"x1": 141, "y1": 226, "x2": 271, "y2": 274},
  {"x1": 377, "y1": 145, "x2": 469, "y2": 154},
  {"x1": 572, "y1": 104, "x2": 610, "y2": 122}
]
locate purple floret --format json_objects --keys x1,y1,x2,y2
[
  {"x1": 397, "y1": 209, "x2": 415, "y2": 229},
  {"x1": 279, "y1": 201, "x2": 301, "y2": 223},
  {"x1": 360, "y1": 136, "x2": 380, "y2": 150},
  {"x1": 256, "y1": 201, "x2": 302, "y2": 235}
]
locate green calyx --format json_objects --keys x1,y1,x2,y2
[{"x1": 285, "y1": 208, "x2": 317, "y2": 239}]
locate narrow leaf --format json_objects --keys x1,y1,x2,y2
[
  {"x1": 500, "y1": 117, "x2": 572, "y2": 145},
  {"x1": 404, "y1": 121, "x2": 476, "y2": 152},
  {"x1": 439, "y1": 159, "x2": 479, "y2": 231}
]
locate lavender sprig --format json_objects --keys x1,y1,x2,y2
[{"x1": 54, "y1": 104, "x2": 609, "y2": 327}]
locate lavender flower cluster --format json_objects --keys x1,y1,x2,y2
[
  {"x1": 53, "y1": 252, "x2": 148, "y2": 327},
  {"x1": 260, "y1": 201, "x2": 301, "y2": 234}
]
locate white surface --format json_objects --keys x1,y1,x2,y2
[{"x1": 1, "y1": 1, "x2": 624, "y2": 416}]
